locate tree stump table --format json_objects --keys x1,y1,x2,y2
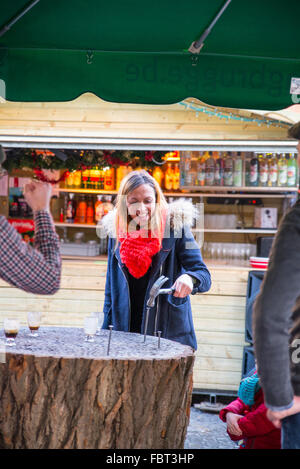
[{"x1": 0, "y1": 327, "x2": 194, "y2": 449}]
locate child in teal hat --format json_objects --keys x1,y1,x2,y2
[{"x1": 219, "y1": 368, "x2": 281, "y2": 449}]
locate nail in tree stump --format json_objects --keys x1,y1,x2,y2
[{"x1": 0, "y1": 327, "x2": 195, "y2": 449}]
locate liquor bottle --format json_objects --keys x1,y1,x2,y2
[
  {"x1": 66, "y1": 193, "x2": 76, "y2": 223},
  {"x1": 258, "y1": 153, "x2": 268, "y2": 187},
  {"x1": 102, "y1": 195, "x2": 114, "y2": 216},
  {"x1": 92, "y1": 166, "x2": 101, "y2": 190},
  {"x1": 268, "y1": 153, "x2": 278, "y2": 187},
  {"x1": 196, "y1": 152, "x2": 206, "y2": 186},
  {"x1": 233, "y1": 152, "x2": 243, "y2": 187},
  {"x1": 224, "y1": 152, "x2": 234, "y2": 186},
  {"x1": 164, "y1": 163, "x2": 174, "y2": 190},
  {"x1": 86, "y1": 197, "x2": 95, "y2": 224},
  {"x1": 65, "y1": 171, "x2": 75, "y2": 189},
  {"x1": 214, "y1": 152, "x2": 224, "y2": 186},
  {"x1": 278, "y1": 153, "x2": 288, "y2": 187},
  {"x1": 76, "y1": 196, "x2": 87, "y2": 224},
  {"x1": 116, "y1": 166, "x2": 129, "y2": 190},
  {"x1": 287, "y1": 153, "x2": 298, "y2": 187},
  {"x1": 73, "y1": 171, "x2": 82, "y2": 189},
  {"x1": 104, "y1": 167, "x2": 115, "y2": 191},
  {"x1": 183, "y1": 152, "x2": 192, "y2": 186},
  {"x1": 99, "y1": 168, "x2": 105, "y2": 190},
  {"x1": 249, "y1": 153, "x2": 259, "y2": 187},
  {"x1": 152, "y1": 166, "x2": 164, "y2": 188},
  {"x1": 81, "y1": 168, "x2": 90, "y2": 189},
  {"x1": 9, "y1": 195, "x2": 19, "y2": 217},
  {"x1": 172, "y1": 164, "x2": 180, "y2": 190},
  {"x1": 205, "y1": 151, "x2": 215, "y2": 186},
  {"x1": 94, "y1": 195, "x2": 104, "y2": 222},
  {"x1": 59, "y1": 208, "x2": 64, "y2": 222}
]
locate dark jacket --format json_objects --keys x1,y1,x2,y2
[
  {"x1": 253, "y1": 200, "x2": 300, "y2": 410},
  {"x1": 219, "y1": 388, "x2": 281, "y2": 449},
  {"x1": 100, "y1": 200, "x2": 211, "y2": 349}
]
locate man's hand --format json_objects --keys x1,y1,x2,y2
[
  {"x1": 267, "y1": 396, "x2": 300, "y2": 428},
  {"x1": 172, "y1": 274, "x2": 193, "y2": 298},
  {"x1": 225, "y1": 412, "x2": 243, "y2": 436},
  {"x1": 23, "y1": 181, "x2": 52, "y2": 213}
]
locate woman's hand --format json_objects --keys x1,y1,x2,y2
[
  {"x1": 23, "y1": 181, "x2": 52, "y2": 213},
  {"x1": 172, "y1": 274, "x2": 193, "y2": 298},
  {"x1": 225, "y1": 412, "x2": 243, "y2": 436}
]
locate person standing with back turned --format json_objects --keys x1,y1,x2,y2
[{"x1": 253, "y1": 122, "x2": 300, "y2": 449}]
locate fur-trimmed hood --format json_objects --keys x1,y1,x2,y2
[{"x1": 98, "y1": 199, "x2": 200, "y2": 238}]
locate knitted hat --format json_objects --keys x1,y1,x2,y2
[
  {"x1": 288, "y1": 121, "x2": 300, "y2": 140},
  {"x1": 238, "y1": 372, "x2": 261, "y2": 407}
]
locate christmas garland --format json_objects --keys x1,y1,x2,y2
[{"x1": 4, "y1": 149, "x2": 167, "y2": 181}]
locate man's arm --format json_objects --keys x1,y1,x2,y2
[
  {"x1": 253, "y1": 202, "x2": 300, "y2": 411},
  {"x1": 0, "y1": 211, "x2": 61, "y2": 295}
]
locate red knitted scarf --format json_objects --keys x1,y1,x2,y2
[{"x1": 119, "y1": 229, "x2": 161, "y2": 279}]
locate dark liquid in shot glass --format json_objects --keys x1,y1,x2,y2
[
  {"x1": 29, "y1": 326, "x2": 40, "y2": 331},
  {"x1": 5, "y1": 330, "x2": 18, "y2": 339}
]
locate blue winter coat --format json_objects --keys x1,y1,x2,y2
[{"x1": 101, "y1": 201, "x2": 211, "y2": 350}]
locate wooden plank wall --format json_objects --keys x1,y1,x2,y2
[
  {"x1": 0, "y1": 93, "x2": 290, "y2": 140},
  {"x1": 0, "y1": 259, "x2": 249, "y2": 393}
]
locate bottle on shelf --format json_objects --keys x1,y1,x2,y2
[
  {"x1": 205, "y1": 151, "x2": 215, "y2": 186},
  {"x1": 287, "y1": 153, "x2": 298, "y2": 187},
  {"x1": 214, "y1": 152, "x2": 224, "y2": 186},
  {"x1": 99, "y1": 168, "x2": 105, "y2": 190},
  {"x1": 233, "y1": 152, "x2": 243, "y2": 187},
  {"x1": 249, "y1": 153, "x2": 259, "y2": 187},
  {"x1": 152, "y1": 165, "x2": 164, "y2": 188},
  {"x1": 164, "y1": 163, "x2": 174, "y2": 190},
  {"x1": 88, "y1": 166, "x2": 100, "y2": 190},
  {"x1": 104, "y1": 167, "x2": 115, "y2": 191},
  {"x1": 224, "y1": 152, "x2": 234, "y2": 186},
  {"x1": 258, "y1": 153, "x2": 268, "y2": 187},
  {"x1": 183, "y1": 152, "x2": 192, "y2": 186},
  {"x1": 9, "y1": 195, "x2": 19, "y2": 217},
  {"x1": 66, "y1": 193, "x2": 76, "y2": 223},
  {"x1": 59, "y1": 208, "x2": 64, "y2": 222},
  {"x1": 172, "y1": 164, "x2": 180, "y2": 191},
  {"x1": 196, "y1": 152, "x2": 206, "y2": 187},
  {"x1": 116, "y1": 166, "x2": 130, "y2": 190},
  {"x1": 102, "y1": 195, "x2": 114, "y2": 216},
  {"x1": 76, "y1": 195, "x2": 87, "y2": 224},
  {"x1": 278, "y1": 153, "x2": 288, "y2": 187},
  {"x1": 81, "y1": 168, "x2": 90, "y2": 189},
  {"x1": 86, "y1": 197, "x2": 95, "y2": 224},
  {"x1": 94, "y1": 195, "x2": 104, "y2": 222},
  {"x1": 65, "y1": 171, "x2": 75, "y2": 189},
  {"x1": 268, "y1": 153, "x2": 278, "y2": 187},
  {"x1": 73, "y1": 171, "x2": 82, "y2": 189}
]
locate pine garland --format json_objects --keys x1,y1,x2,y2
[{"x1": 3, "y1": 149, "x2": 166, "y2": 173}]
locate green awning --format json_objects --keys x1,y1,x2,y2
[{"x1": 0, "y1": 0, "x2": 300, "y2": 110}]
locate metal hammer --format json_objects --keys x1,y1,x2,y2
[
  {"x1": 143, "y1": 276, "x2": 175, "y2": 342},
  {"x1": 147, "y1": 275, "x2": 175, "y2": 307}
]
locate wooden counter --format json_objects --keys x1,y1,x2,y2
[{"x1": 0, "y1": 257, "x2": 258, "y2": 393}]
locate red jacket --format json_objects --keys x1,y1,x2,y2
[{"x1": 219, "y1": 389, "x2": 281, "y2": 449}]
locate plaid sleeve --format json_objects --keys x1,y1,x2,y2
[{"x1": 0, "y1": 211, "x2": 61, "y2": 295}]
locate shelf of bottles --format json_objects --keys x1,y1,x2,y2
[{"x1": 180, "y1": 151, "x2": 299, "y2": 192}]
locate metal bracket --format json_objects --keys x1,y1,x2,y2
[{"x1": 86, "y1": 50, "x2": 94, "y2": 65}]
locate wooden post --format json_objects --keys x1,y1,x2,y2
[{"x1": 0, "y1": 327, "x2": 194, "y2": 449}]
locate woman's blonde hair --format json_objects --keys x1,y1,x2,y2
[{"x1": 115, "y1": 169, "x2": 168, "y2": 245}]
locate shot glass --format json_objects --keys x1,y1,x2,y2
[
  {"x1": 4, "y1": 318, "x2": 20, "y2": 347},
  {"x1": 84, "y1": 316, "x2": 98, "y2": 343},
  {"x1": 27, "y1": 311, "x2": 42, "y2": 337}
]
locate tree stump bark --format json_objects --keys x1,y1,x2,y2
[{"x1": 0, "y1": 327, "x2": 194, "y2": 449}]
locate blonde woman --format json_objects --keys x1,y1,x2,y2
[{"x1": 100, "y1": 170, "x2": 211, "y2": 349}]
